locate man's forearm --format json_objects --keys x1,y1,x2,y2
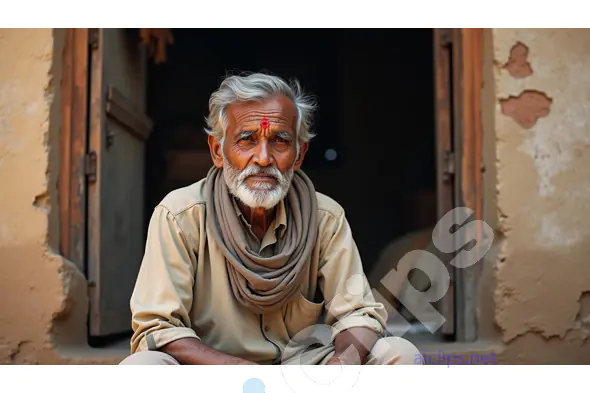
[
  {"x1": 330, "y1": 327, "x2": 379, "y2": 365},
  {"x1": 161, "y1": 338, "x2": 257, "y2": 365}
]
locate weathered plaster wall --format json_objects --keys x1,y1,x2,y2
[
  {"x1": 0, "y1": 29, "x2": 122, "y2": 364},
  {"x1": 490, "y1": 28, "x2": 590, "y2": 363}
]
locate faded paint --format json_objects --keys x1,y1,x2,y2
[
  {"x1": 1, "y1": 28, "x2": 590, "y2": 364},
  {"x1": 489, "y1": 28, "x2": 590, "y2": 363}
]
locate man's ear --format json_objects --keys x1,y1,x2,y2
[
  {"x1": 208, "y1": 135, "x2": 224, "y2": 168},
  {"x1": 294, "y1": 142, "x2": 309, "y2": 170}
]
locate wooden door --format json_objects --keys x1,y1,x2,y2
[
  {"x1": 433, "y1": 28, "x2": 455, "y2": 338},
  {"x1": 87, "y1": 28, "x2": 153, "y2": 337},
  {"x1": 433, "y1": 28, "x2": 484, "y2": 342}
]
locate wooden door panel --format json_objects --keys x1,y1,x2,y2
[
  {"x1": 59, "y1": 29, "x2": 90, "y2": 272},
  {"x1": 87, "y1": 28, "x2": 152, "y2": 337}
]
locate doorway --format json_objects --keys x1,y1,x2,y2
[
  {"x1": 68, "y1": 28, "x2": 484, "y2": 346},
  {"x1": 144, "y1": 28, "x2": 437, "y2": 277}
]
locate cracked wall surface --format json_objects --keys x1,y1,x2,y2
[
  {"x1": 491, "y1": 28, "x2": 590, "y2": 363},
  {"x1": 0, "y1": 29, "x2": 122, "y2": 364}
]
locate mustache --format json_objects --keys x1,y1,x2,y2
[{"x1": 237, "y1": 164, "x2": 284, "y2": 182}]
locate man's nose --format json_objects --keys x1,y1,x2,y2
[{"x1": 253, "y1": 140, "x2": 273, "y2": 167}]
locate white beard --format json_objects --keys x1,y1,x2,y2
[{"x1": 222, "y1": 158, "x2": 294, "y2": 210}]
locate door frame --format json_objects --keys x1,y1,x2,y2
[
  {"x1": 434, "y1": 28, "x2": 485, "y2": 342},
  {"x1": 58, "y1": 27, "x2": 485, "y2": 342},
  {"x1": 452, "y1": 28, "x2": 484, "y2": 342},
  {"x1": 59, "y1": 28, "x2": 92, "y2": 274}
]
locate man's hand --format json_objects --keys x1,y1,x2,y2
[
  {"x1": 325, "y1": 352, "x2": 361, "y2": 366},
  {"x1": 162, "y1": 337, "x2": 258, "y2": 365},
  {"x1": 327, "y1": 327, "x2": 379, "y2": 365}
]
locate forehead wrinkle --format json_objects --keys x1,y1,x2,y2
[
  {"x1": 234, "y1": 110, "x2": 290, "y2": 122},
  {"x1": 235, "y1": 114, "x2": 292, "y2": 128}
]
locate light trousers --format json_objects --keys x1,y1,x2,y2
[{"x1": 119, "y1": 336, "x2": 423, "y2": 365}]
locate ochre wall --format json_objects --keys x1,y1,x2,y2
[
  {"x1": 1, "y1": 28, "x2": 590, "y2": 364},
  {"x1": 485, "y1": 28, "x2": 590, "y2": 363},
  {"x1": 0, "y1": 29, "x2": 121, "y2": 364}
]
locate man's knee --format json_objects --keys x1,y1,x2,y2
[
  {"x1": 119, "y1": 350, "x2": 180, "y2": 365},
  {"x1": 369, "y1": 336, "x2": 423, "y2": 365}
]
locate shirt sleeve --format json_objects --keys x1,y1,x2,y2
[
  {"x1": 129, "y1": 205, "x2": 199, "y2": 354},
  {"x1": 318, "y1": 210, "x2": 388, "y2": 341}
]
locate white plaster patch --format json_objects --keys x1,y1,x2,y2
[
  {"x1": 537, "y1": 213, "x2": 581, "y2": 248},
  {"x1": 518, "y1": 100, "x2": 590, "y2": 197},
  {"x1": 496, "y1": 32, "x2": 590, "y2": 199}
]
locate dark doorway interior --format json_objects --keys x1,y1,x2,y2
[{"x1": 145, "y1": 28, "x2": 436, "y2": 275}]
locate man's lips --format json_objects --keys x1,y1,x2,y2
[{"x1": 248, "y1": 174, "x2": 277, "y2": 182}]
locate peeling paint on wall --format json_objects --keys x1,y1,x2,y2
[
  {"x1": 492, "y1": 28, "x2": 590, "y2": 363},
  {"x1": 503, "y1": 42, "x2": 533, "y2": 79},
  {"x1": 499, "y1": 90, "x2": 552, "y2": 129}
]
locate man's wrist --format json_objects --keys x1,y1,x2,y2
[
  {"x1": 236, "y1": 359, "x2": 258, "y2": 365},
  {"x1": 328, "y1": 349, "x2": 362, "y2": 365},
  {"x1": 331, "y1": 327, "x2": 378, "y2": 365}
]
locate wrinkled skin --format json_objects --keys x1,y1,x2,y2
[{"x1": 208, "y1": 95, "x2": 309, "y2": 240}]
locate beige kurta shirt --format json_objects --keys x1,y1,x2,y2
[{"x1": 130, "y1": 178, "x2": 388, "y2": 365}]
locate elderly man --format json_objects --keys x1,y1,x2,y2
[{"x1": 119, "y1": 73, "x2": 422, "y2": 366}]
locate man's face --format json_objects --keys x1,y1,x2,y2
[{"x1": 208, "y1": 95, "x2": 308, "y2": 210}]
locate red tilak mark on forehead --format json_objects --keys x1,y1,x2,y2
[{"x1": 260, "y1": 116, "x2": 270, "y2": 130}]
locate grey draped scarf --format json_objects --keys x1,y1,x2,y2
[{"x1": 205, "y1": 166, "x2": 319, "y2": 314}]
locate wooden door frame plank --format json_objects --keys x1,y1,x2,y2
[
  {"x1": 453, "y1": 28, "x2": 485, "y2": 342},
  {"x1": 86, "y1": 28, "x2": 106, "y2": 337},
  {"x1": 433, "y1": 28, "x2": 456, "y2": 338},
  {"x1": 59, "y1": 28, "x2": 89, "y2": 274}
]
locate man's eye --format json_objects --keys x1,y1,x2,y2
[{"x1": 272, "y1": 136, "x2": 290, "y2": 144}]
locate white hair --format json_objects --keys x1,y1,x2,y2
[{"x1": 204, "y1": 72, "x2": 317, "y2": 147}]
